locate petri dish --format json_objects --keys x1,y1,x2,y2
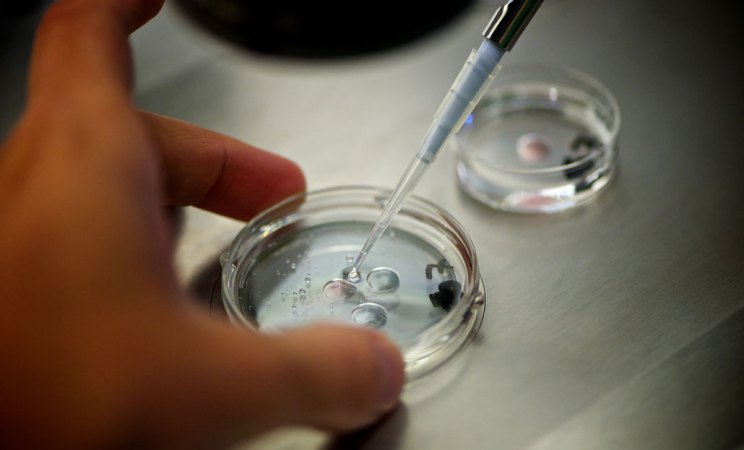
[
  {"x1": 453, "y1": 63, "x2": 621, "y2": 213},
  {"x1": 221, "y1": 186, "x2": 486, "y2": 381}
]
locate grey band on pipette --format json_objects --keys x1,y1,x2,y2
[{"x1": 483, "y1": 0, "x2": 544, "y2": 51}]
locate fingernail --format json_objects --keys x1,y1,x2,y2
[{"x1": 373, "y1": 336, "x2": 405, "y2": 413}]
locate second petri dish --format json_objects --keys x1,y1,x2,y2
[
  {"x1": 453, "y1": 63, "x2": 621, "y2": 213},
  {"x1": 221, "y1": 186, "x2": 486, "y2": 381}
]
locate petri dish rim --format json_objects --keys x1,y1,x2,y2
[{"x1": 220, "y1": 185, "x2": 486, "y2": 380}]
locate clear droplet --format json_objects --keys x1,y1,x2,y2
[
  {"x1": 351, "y1": 303, "x2": 387, "y2": 329},
  {"x1": 367, "y1": 267, "x2": 400, "y2": 293}
]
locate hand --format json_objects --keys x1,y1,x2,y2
[{"x1": 0, "y1": 1, "x2": 405, "y2": 448}]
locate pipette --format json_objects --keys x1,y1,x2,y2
[{"x1": 348, "y1": 0, "x2": 543, "y2": 280}]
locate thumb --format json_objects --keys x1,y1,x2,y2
[
  {"x1": 145, "y1": 317, "x2": 405, "y2": 448},
  {"x1": 266, "y1": 325, "x2": 405, "y2": 428}
]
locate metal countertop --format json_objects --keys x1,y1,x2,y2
[
  {"x1": 131, "y1": 1, "x2": 744, "y2": 449},
  {"x1": 4, "y1": 1, "x2": 741, "y2": 449}
]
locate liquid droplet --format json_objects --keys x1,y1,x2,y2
[
  {"x1": 343, "y1": 266, "x2": 362, "y2": 283},
  {"x1": 323, "y1": 278, "x2": 358, "y2": 301},
  {"x1": 367, "y1": 267, "x2": 400, "y2": 293},
  {"x1": 351, "y1": 303, "x2": 388, "y2": 329}
]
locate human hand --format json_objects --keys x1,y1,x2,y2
[{"x1": 0, "y1": 1, "x2": 404, "y2": 448}]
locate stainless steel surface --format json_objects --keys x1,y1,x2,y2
[
  {"x1": 132, "y1": 1, "x2": 743, "y2": 448},
  {"x1": 2, "y1": 0, "x2": 740, "y2": 449},
  {"x1": 483, "y1": 0, "x2": 544, "y2": 50}
]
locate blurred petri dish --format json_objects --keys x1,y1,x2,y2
[
  {"x1": 453, "y1": 63, "x2": 621, "y2": 213},
  {"x1": 221, "y1": 186, "x2": 486, "y2": 381}
]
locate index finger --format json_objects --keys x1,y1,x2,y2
[{"x1": 28, "y1": 0, "x2": 164, "y2": 105}]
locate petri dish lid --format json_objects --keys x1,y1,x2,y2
[{"x1": 221, "y1": 186, "x2": 486, "y2": 381}]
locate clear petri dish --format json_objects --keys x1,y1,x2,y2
[
  {"x1": 221, "y1": 186, "x2": 485, "y2": 381},
  {"x1": 453, "y1": 63, "x2": 621, "y2": 213}
]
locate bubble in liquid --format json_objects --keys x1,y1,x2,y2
[
  {"x1": 367, "y1": 267, "x2": 400, "y2": 293},
  {"x1": 305, "y1": 277, "x2": 312, "y2": 287},
  {"x1": 290, "y1": 262, "x2": 297, "y2": 270},
  {"x1": 351, "y1": 303, "x2": 388, "y2": 329},
  {"x1": 323, "y1": 278, "x2": 358, "y2": 301},
  {"x1": 346, "y1": 255, "x2": 354, "y2": 264}
]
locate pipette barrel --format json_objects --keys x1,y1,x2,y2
[{"x1": 417, "y1": 39, "x2": 504, "y2": 163}]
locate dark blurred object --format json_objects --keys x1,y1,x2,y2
[
  {"x1": 1, "y1": 0, "x2": 45, "y2": 17},
  {"x1": 1, "y1": 0, "x2": 49, "y2": 140},
  {"x1": 173, "y1": 0, "x2": 477, "y2": 58}
]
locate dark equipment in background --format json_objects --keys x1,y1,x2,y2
[{"x1": 172, "y1": 0, "x2": 477, "y2": 58}]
